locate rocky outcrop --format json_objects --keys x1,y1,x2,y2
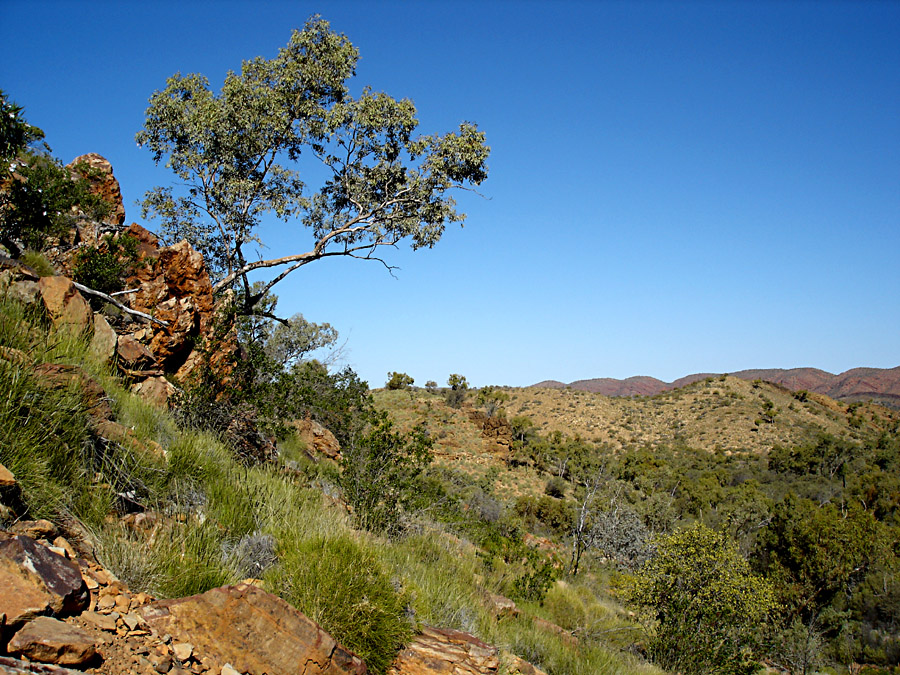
[
  {"x1": 124, "y1": 230, "x2": 216, "y2": 380},
  {"x1": 67, "y1": 154, "x2": 125, "y2": 228},
  {"x1": 388, "y1": 626, "x2": 499, "y2": 675},
  {"x1": 292, "y1": 418, "x2": 342, "y2": 460},
  {"x1": 140, "y1": 582, "x2": 368, "y2": 675},
  {"x1": 467, "y1": 411, "x2": 512, "y2": 451}
]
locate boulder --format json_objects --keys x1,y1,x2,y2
[
  {"x1": 88, "y1": 313, "x2": 117, "y2": 364},
  {"x1": 6, "y1": 617, "x2": 98, "y2": 667},
  {"x1": 67, "y1": 153, "x2": 125, "y2": 228},
  {"x1": 483, "y1": 592, "x2": 519, "y2": 619},
  {"x1": 0, "y1": 534, "x2": 89, "y2": 630},
  {"x1": 501, "y1": 653, "x2": 547, "y2": 675},
  {"x1": 37, "y1": 277, "x2": 92, "y2": 334},
  {"x1": 131, "y1": 375, "x2": 177, "y2": 407},
  {"x1": 388, "y1": 626, "x2": 500, "y2": 675},
  {"x1": 116, "y1": 335, "x2": 162, "y2": 377},
  {"x1": 140, "y1": 582, "x2": 367, "y2": 675},
  {"x1": 6, "y1": 280, "x2": 40, "y2": 307},
  {"x1": 291, "y1": 418, "x2": 342, "y2": 460},
  {"x1": 8, "y1": 520, "x2": 58, "y2": 540}
]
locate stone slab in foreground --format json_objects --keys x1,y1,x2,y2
[{"x1": 140, "y1": 582, "x2": 367, "y2": 675}]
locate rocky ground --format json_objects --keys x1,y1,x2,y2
[{"x1": 0, "y1": 498, "x2": 548, "y2": 675}]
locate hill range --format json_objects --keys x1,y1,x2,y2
[{"x1": 533, "y1": 366, "x2": 900, "y2": 409}]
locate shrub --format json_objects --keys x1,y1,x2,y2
[
  {"x1": 2, "y1": 149, "x2": 111, "y2": 257},
  {"x1": 444, "y1": 373, "x2": 468, "y2": 408},
  {"x1": 385, "y1": 371, "x2": 414, "y2": 390},
  {"x1": 339, "y1": 412, "x2": 432, "y2": 534},
  {"x1": 72, "y1": 233, "x2": 141, "y2": 295},
  {"x1": 623, "y1": 524, "x2": 774, "y2": 674},
  {"x1": 544, "y1": 476, "x2": 567, "y2": 498}
]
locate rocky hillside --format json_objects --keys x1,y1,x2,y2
[
  {"x1": 385, "y1": 377, "x2": 899, "y2": 457},
  {"x1": 535, "y1": 366, "x2": 900, "y2": 408},
  {"x1": 1, "y1": 155, "x2": 661, "y2": 675},
  {"x1": 512, "y1": 375, "x2": 898, "y2": 454}
]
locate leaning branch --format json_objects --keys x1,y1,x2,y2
[{"x1": 71, "y1": 282, "x2": 169, "y2": 327}]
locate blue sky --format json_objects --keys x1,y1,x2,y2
[{"x1": 2, "y1": 1, "x2": 898, "y2": 388}]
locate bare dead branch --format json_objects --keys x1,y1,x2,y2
[{"x1": 71, "y1": 281, "x2": 169, "y2": 327}]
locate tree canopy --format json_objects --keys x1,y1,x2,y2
[{"x1": 137, "y1": 16, "x2": 489, "y2": 317}]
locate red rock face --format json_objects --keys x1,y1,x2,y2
[
  {"x1": 67, "y1": 154, "x2": 125, "y2": 227},
  {"x1": 37, "y1": 277, "x2": 92, "y2": 334},
  {"x1": 124, "y1": 232, "x2": 220, "y2": 378},
  {"x1": 140, "y1": 583, "x2": 367, "y2": 675}
]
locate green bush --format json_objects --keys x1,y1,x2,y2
[
  {"x1": 385, "y1": 371, "x2": 414, "y2": 390},
  {"x1": 340, "y1": 412, "x2": 432, "y2": 534},
  {"x1": 623, "y1": 524, "x2": 775, "y2": 675},
  {"x1": 72, "y1": 233, "x2": 141, "y2": 295}
]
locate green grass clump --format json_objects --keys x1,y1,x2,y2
[
  {"x1": 19, "y1": 250, "x2": 56, "y2": 277},
  {"x1": 267, "y1": 535, "x2": 412, "y2": 675}
]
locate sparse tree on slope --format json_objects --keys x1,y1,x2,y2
[{"x1": 137, "y1": 17, "x2": 489, "y2": 320}]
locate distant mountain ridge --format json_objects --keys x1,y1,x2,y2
[{"x1": 532, "y1": 366, "x2": 900, "y2": 407}]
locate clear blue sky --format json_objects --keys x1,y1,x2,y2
[{"x1": 2, "y1": 1, "x2": 898, "y2": 388}]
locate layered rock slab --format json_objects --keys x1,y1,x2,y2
[
  {"x1": 388, "y1": 626, "x2": 499, "y2": 675},
  {"x1": 140, "y1": 582, "x2": 367, "y2": 675}
]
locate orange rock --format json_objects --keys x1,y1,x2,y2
[
  {"x1": 38, "y1": 276, "x2": 92, "y2": 333},
  {"x1": 0, "y1": 534, "x2": 90, "y2": 629},
  {"x1": 388, "y1": 626, "x2": 500, "y2": 675},
  {"x1": 291, "y1": 418, "x2": 342, "y2": 460},
  {"x1": 7, "y1": 616, "x2": 99, "y2": 666},
  {"x1": 140, "y1": 583, "x2": 367, "y2": 675},
  {"x1": 68, "y1": 153, "x2": 125, "y2": 227}
]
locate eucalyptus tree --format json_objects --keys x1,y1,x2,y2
[{"x1": 137, "y1": 16, "x2": 489, "y2": 319}]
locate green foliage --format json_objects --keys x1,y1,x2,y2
[
  {"x1": 624, "y1": 524, "x2": 776, "y2": 674},
  {"x1": 72, "y1": 233, "x2": 142, "y2": 295},
  {"x1": 267, "y1": 536, "x2": 412, "y2": 675},
  {"x1": 1, "y1": 152, "x2": 112, "y2": 257},
  {"x1": 137, "y1": 16, "x2": 489, "y2": 315},
  {"x1": 476, "y1": 385, "x2": 510, "y2": 417},
  {"x1": 754, "y1": 493, "x2": 889, "y2": 621},
  {"x1": 544, "y1": 475, "x2": 567, "y2": 499},
  {"x1": 385, "y1": 371, "x2": 414, "y2": 390},
  {"x1": 339, "y1": 412, "x2": 433, "y2": 534},
  {"x1": 444, "y1": 373, "x2": 469, "y2": 408},
  {"x1": 19, "y1": 250, "x2": 55, "y2": 277},
  {"x1": 515, "y1": 494, "x2": 574, "y2": 535},
  {"x1": 0, "y1": 90, "x2": 44, "y2": 161}
]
